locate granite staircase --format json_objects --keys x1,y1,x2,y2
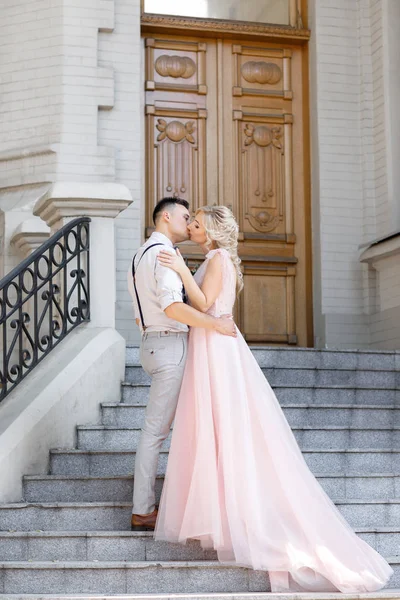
[{"x1": 0, "y1": 346, "x2": 400, "y2": 598}]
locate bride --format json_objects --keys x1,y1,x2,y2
[{"x1": 154, "y1": 204, "x2": 392, "y2": 593}]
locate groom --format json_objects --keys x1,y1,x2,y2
[{"x1": 128, "y1": 197, "x2": 236, "y2": 531}]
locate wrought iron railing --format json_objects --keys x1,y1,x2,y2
[{"x1": 0, "y1": 217, "x2": 90, "y2": 402}]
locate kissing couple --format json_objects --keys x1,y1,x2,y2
[{"x1": 128, "y1": 197, "x2": 392, "y2": 593}]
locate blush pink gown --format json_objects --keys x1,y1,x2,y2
[{"x1": 154, "y1": 248, "x2": 393, "y2": 593}]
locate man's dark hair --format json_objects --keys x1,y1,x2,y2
[{"x1": 152, "y1": 197, "x2": 190, "y2": 225}]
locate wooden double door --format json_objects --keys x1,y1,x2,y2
[{"x1": 144, "y1": 35, "x2": 312, "y2": 346}]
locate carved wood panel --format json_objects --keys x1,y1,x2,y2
[
  {"x1": 241, "y1": 263, "x2": 297, "y2": 344},
  {"x1": 145, "y1": 107, "x2": 207, "y2": 229},
  {"x1": 145, "y1": 38, "x2": 207, "y2": 94},
  {"x1": 232, "y1": 45, "x2": 293, "y2": 100},
  {"x1": 225, "y1": 39, "x2": 306, "y2": 345},
  {"x1": 234, "y1": 112, "x2": 294, "y2": 238},
  {"x1": 145, "y1": 37, "x2": 210, "y2": 235}
]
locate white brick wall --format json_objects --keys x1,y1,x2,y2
[
  {"x1": 0, "y1": 0, "x2": 64, "y2": 153},
  {"x1": 359, "y1": 0, "x2": 400, "y2": 348},
  {"x1": 2, "y1": 1, "x2": 59, "y2": 281},
  {"x1": 0, "y1": 0, "x2": 113, "y2": 278},
  {"x1": 359, "y1": 0, "x2": 377, "y2": 244},
  {"x1": 97, "y1": 0, "x2": 142, "y2": 343},
  {"x1": 0, "y1": 0, "x2": 63, "y2": 230},
  {"x1": 369, "y1": 0, "x2": 390, "y2": 239},
  {"x1": 311, "y1": 0, "x2": 398, "y2": 348},
  {"x1": 383, "y1": 0, "x2": 400, "y2": 229},
  {"x1": 370, "y1": 309, "x2": 400, "y2": 348},
  {"x1": 312, "y1": 1, "x2": 366, "y2": 342},
  {"x1": 0, "y1": 0, "x2": 142, "y2": 343}
]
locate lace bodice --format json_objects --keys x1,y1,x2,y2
[{"x1": 193, "y1": 248, "x2": 236, "y2": 317}]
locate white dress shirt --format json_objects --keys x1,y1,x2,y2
[{"x1": 127, "y1": 232, "x2": 188, "y2": 334}]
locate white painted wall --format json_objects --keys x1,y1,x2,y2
[
  {"x1": 0, "y1": 181, "x2": 130, "y2": 501},
  {"x1": 0, "y1": 327, "x2": 125, "y2": 502}
]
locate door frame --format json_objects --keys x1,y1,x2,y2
[{"x1": 140, "y1": 3, "x2": 313, "y2": 347}]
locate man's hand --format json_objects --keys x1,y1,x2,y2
[
  {"x1": 164, "y1": 302, "x2": 237, "y2": 335},
  {"x1": 213, "y1": 316, "x2": 237, "y2": 337}
]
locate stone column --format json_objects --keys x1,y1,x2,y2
[
  {"x1": 10, "y1": 218, "x2": 50, "y2": 259},
  {"x1": 8, "y1": 218, "x2": 51, "y2": 352},
  {"x1": 34, "y1": 182, "x2": 132, "y2": 329}
]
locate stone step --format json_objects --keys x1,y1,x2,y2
[
  {"x1": 76, "y1": 424, "x2": 400, "y2": 451},
  {"x1": 0, "y1": 560, "x2": 270, "y2": 594},
  {"x1": 1, "y1": 499, "x2": 400, "y2": 530},
  {"x1": 2, "y1": 594, "x2": 400, "y2": 600},
  {"x1": 49, "y1": 448, "x2": 400, "y2": 477},
  {"x1": 22, "y1": 473, "x2": 400, "y2": 503},
  {"x1": 0, "y1": 528, "x2": 399, "y2": 562},
  {"x1": 124, "y1": 365, "x2": 400, "y2": 389},
  {"x1": 0, "y1": 531, "x2": 216, "y2": 562},
  {"x1": 50, "y1": 449, "x2": 169, "y2": 476},
  {"x1": 247, "y1": 349, "x2": 400, "y2": 371},
  {"x1": 121, "y1": 383, "x2": 399, "y2": 405},
  {"x1": 100, "y1": 403, "x2": 400, "y2": 428},
  {"x1": 0, "y1": 559, "x2": 399, "y2": 595},
  {"x1": 126, "y1": 345, "x2": 400, "y2": 371}
]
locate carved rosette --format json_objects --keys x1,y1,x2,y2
[
  {"x1": 250, "y1": 211, "x2": 279, "y2": 232},
  {"x1": 241, "y1": 61, "x2": 282, "y2": 85},
  {"x1": 244, "y1": 124, "x2": 282, "y2": 148},
  {"x1": 156, "y1": 119, "x2": 196, "y2": 144},
  {"x1": 155, "y1": 55, "x2": 196, "y2": 79}
]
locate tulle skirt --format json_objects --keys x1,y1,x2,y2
[{"x1": 155, "y1": 327, "x2": 393, "y2": 593}]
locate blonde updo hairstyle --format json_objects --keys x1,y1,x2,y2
[{"x1": 196, "y1": 205, "x2": 244, "y2": 293}]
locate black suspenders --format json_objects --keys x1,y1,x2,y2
[{"x1": 131, "y1": 243, "x2": 164, "y2": 330}]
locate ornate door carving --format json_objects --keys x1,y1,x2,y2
[{"x1": 144, "y1": 35, "x2": 312, "y2": 346}]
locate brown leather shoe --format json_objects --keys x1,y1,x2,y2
[{"x1": 131, "y1": 508, "x2": 158, "y2": 531}]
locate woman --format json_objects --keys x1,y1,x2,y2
[{"x1": 154, "y1": 205, "x2": 392, "y2": 593}]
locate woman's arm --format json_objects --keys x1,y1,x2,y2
[
  {"x1": 158, "y1": 250, "x2": 223, "y2": 313},
  {"x1": 164, "y1": 302, "x2": 236, "y2": 336}
]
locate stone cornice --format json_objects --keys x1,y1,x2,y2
[
  {"x1": 34, "y1": 182, "x2": 133, "y2": 228},
  {"x1": 0, "y1": 146, "x2": 56, "y2": 163},
  {"x1": 360, "y1": 231, "x2": 400, "y2": 264}
]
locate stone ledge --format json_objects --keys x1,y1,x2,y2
[
  {"x1": 360, "y1": 232, "x2": 400, "y2": 264},
  {"x1": 34, "y1": 182, "x2": 133, "y2": 228}
]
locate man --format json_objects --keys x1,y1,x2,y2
[{"x1": 127, "y1": 197, "x2": 236, "y2": 531}]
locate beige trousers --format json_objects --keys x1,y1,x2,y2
[{"x1": 132, "y1": 330, "x2": 188, "y2": 515}]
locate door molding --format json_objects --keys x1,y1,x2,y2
[{"x1": 142, "y1": 14, "x2": 310, "y2": 44}]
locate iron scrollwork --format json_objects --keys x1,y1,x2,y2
[{"x1": 0, "y1": 217, "x2": 90, "y2": 402}]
